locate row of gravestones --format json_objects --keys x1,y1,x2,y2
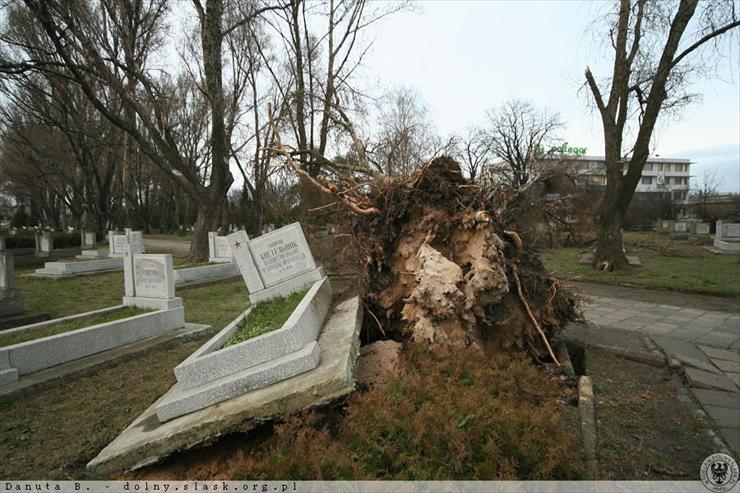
[{"x1": 656, "y1": 219, "x2": 711, "y2": 237}]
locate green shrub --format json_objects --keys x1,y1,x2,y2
[{"x1": 230, "y1": 346, "x2": 584, "y2": 480}]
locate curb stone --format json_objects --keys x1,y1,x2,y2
[{"x1": 578, "y1": 375, "x2": 598, "y2": 479}]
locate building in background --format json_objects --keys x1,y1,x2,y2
[{"x1": 544, "y1": 155, "x2": 691, "y2": 201}]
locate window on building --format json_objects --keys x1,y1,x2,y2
[
  {"x1": 645, "y1": 163, "x2": 653, "y2": 171},
  {"x1": 641, "y1": 176, "x2": 653, "y2": 185},
  {"x1": 656, "y1": 163, "x2": 663, "y2": 171}
]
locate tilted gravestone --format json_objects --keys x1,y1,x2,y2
[{"x1": 227, "y1": 223, "x2": 324, "y2": 303}]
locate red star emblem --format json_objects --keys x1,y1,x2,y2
[{"x1": 233, "y1": 241, "x2": 241, "y2": 249}]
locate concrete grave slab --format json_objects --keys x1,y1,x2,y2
[
  {"x1": 87, "y1": 295, "x2": 363, "y2": 475},
  {"x1": 174, "y1": 262, "x2": 239, "y2": 288},
  {"x1": 156, "y1": 277, "x2": 332, "y2": 421},
  {"x1": 653, "y1": 336, "x2": 722, "y2": 374},
  {"x1": 33, "y1": 258, "x2": 124, "y2": 278}
]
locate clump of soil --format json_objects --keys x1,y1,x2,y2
[{"x1": 353, "y1": 157, "x2": 579, "y2": 360}]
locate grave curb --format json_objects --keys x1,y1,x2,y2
[{"x1": 173, "y1": 277, "x2": 331, "y2": 389}]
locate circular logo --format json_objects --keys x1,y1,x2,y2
[{"x1": 701, "y1": 453, "x2": 739, "y2": 492}]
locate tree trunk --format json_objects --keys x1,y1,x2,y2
[
  {"x1": 592, "y1": 202, "x2": 628, "y2": 271},
  {"x1": 189, "y1": 201, "x2": 220, "y2": 262}
]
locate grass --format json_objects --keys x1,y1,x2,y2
[
  {"x1": 224, "y1": 288, "x2": 308, "y2": 347},
  {"x1": 0, "y1": 307, "x2": 149, "y2": 346},
  {"x1": 128, "y1": 347, "x2": 585, "y2": 480},
  {"x1": 539, "y1": 231, "x2": 740, "y2": 297},
  {"x1": 588, "y1": 348, "x2": 714, "y2": 479},
  {"x1": 0, "y1": 276, "x2": 249, "y2": 479},
  {"x1": 0, "y1": 338, "x2": 206, "y2": 479}
]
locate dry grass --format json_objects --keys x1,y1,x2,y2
[{"x1": 211, "y1": 346, "x2": 584, "y2": 480}]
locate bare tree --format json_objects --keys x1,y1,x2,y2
[
  {"x1": 453, "y1": 126, "x2": 492, "y2": 181},
  {"x1": 585, "y1": 0, "x2": 739, "y2": 270},
  {"x1": 370, "y1": 86, "x2": 439, "y2": 178},
  {"x1": 485, "y1": 100, "x2": 563, "y2": 190}
]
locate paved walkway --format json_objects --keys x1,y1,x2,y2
[{"x1": 577, "y1": 292, "x2": 740, "y2": 457}]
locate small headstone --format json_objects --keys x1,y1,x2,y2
[
  {"x1": 0, "y1": 237, "x2": 5, "y2": 251},
  {"x1": 123, "y1": 253, "x2": 180, "y2": 310},
  {"x1": 10, "y1": 228, "x2": 17, "y2": 236},
  {"x1": 82, "y1": 231, "x2": 96, "y2": 248},
  {"x1": 134, "y1": 256, "x2": 172, "y2": 299},
  {"x1": 723, "y1": 223, "x2": 740, "y2": 238},
  {"x1": 113, "y1": 234, "x2": 128, "y2": 254},
  {"x1": 37, "y1": 232, "x2": 53, "y2": 256},
  {"x1": 0, "y1": 253, "x2": 15, "y2": 290},
  {"x1": 673, "y1": 222, "x2": 687, "y2": 232},
  {"x1": 695, "y1": 223, "x2": 710, "y2": 235}
]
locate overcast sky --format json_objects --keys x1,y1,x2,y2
[{"x1": 357, "y1": 1, "x2": 740, "y2": 193}]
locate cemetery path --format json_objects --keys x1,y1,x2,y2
[{"x1": 569, "y1": 282, "x2": 740, "y2": 458}]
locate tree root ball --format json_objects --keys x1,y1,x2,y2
[{"x1": 352, "y1": 157, "x2": 580, "y2": 361}]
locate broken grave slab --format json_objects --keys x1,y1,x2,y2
[{"x1": 87, "y1": 295, "x2": 362, "y2": 476}]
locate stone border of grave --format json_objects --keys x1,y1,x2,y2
[
  {"x1": 154, "y1": 277, "x2": 332, "y2": 422},
  {"x1": 31, "y1": 257, "x2": 124, "y2": 279},
  {"x1": 87, "y1": 295, "x2": 363, "y2": 476},
  {"x1": 173, "y1": 262, "x2": 239, "y2": 288},
  {"x1": 0, "y1": 304, "x2": 184, "y2": 386}
]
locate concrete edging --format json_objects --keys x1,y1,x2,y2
[
  {"x1": 32, "y1": 258, "x2": 123, "y2": 278},
  {"x1": 0, "y1": 306, "x2": 185, "y2": 382},
  {"x1": 173, "y1": 277, "x2": 332, "y2": 389},
  {"x1": 578, "y1": 375, "x2": 598, "y2": 479},
  {"x1": 174, "y1": 262, "x2": 239, "y2": 288}
]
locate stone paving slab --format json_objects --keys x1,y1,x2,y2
[
  {"x1": 685, "y1": 368, "x2": 738, "y2": 392},
  {"x1": 720, "y1": 428, "x2": 740, "y2": 457},
  {"x1": 690, "y1": 388, "x2": 740, "y2": 409},
  {"x1": 652, "y1": 337, "x2": 722, "y2": 374},
  {"x1": 700, "y1": 346, "x2": 740, "y2": 364},
  {"x1": 703, "y1": 405, "x2": 740, "y2": 429}
]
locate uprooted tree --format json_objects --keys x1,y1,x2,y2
[{"x1": 269, "y1": 106, "x2": 579, "y2": 362}]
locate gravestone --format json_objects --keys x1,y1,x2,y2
[
  {"x1": 713, "y1": 221, "x2": 740, "y2": 253},
  {"x1": 670, "y1": 221, "x2": 689, "y2": 240},
  {"x1": 122, "y1": 251, "x2": 181, "y2": 310},
  {"x1": 695, "y1": 223, "x2": 710, "y2": 235},
  {"x1": 227, "y1": 223, "x2": 324, "y2": 303},
  {"x1": 109, "y1": 230, "x2": 144, "y2": 258},
  {"x1": 36, "y1": 232, "x2": 53, "y2": 257},
  {"x1": 208, "y1": 232, "x2": 233, "y2": 263},
  {"x1": 81, "y1": 231, "x2": 97, "y2": 249},
  {"x1": 0, "y1": 237, "x2": 5, "y2": 251},
  {"x1": 0, "y1": 253, "x2": 24, "y2": 319}
]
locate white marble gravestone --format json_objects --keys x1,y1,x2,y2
[
  {"x1": 0, "y1": 253, "x2": 24, "y2": 318},
  {"x1": 81, "y1": 231, "x2": 97, "y2": 248},
  {"x1": 227, "y1": 223, "x2": 324, "y2": 303},
  {"x1": 36, "y1": 232, "x2": 53, "y2": 256},
  {"x1": 673, "y1": 222, "x2": 688, "y2": 232},
  {"x1": 208, "y1": 232, "x2": 233, "y2": 263},
  {"x1": 714, "y1": 221, "x2": 740, "y2": 253},
  {"x1": 122, "y1": 253, "x2": 180, "y2": 310},
  {"x1": 695, "y1": 223, "x2": 710, "y2": 235}
]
